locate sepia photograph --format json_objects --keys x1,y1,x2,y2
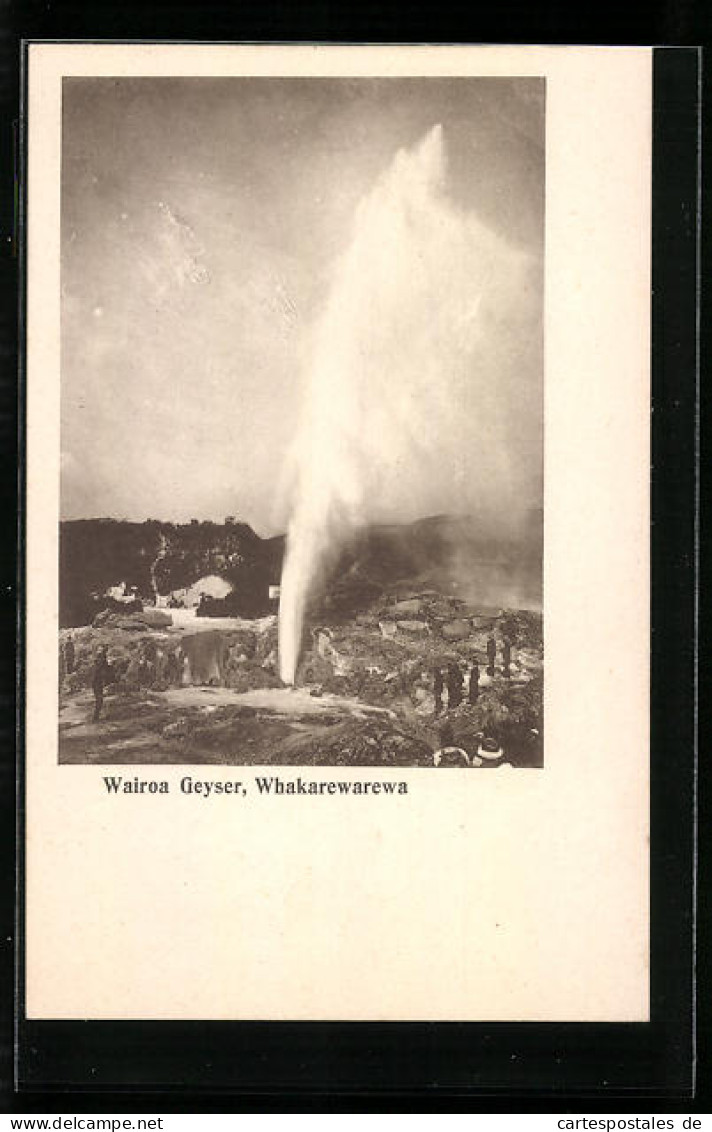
[{"x1": 58, "y1": 76, "x2": 544, "y2": 770}]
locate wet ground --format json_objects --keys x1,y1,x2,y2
[
  {"x1": 59, "y1": 596, "x2": 543, "y2": 768},
  {"x1": 59, "y1": 686, "x2": 432, "y2": 766}
]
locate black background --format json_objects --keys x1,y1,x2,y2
[{"x1": 0, "y1": 11, "x2": 704, "y2": 1112}]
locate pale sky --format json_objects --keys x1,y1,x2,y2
[{"x1": 61, "y1": 77, "x2": 544, "y2": 534}]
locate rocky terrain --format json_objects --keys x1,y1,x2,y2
[
  {"x1": 58, "y1": 593, "x2": 542, "y2": 770},
  {"x1": 58, "y1": 513, "x2": 542, "y2": 768}
]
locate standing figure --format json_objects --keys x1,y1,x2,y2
[
  {"x1": 446, "y1": 662, "x2": 463, "y2": 709},
  {"x1": 468, "y1": 662, "x2": 480, "y2": 704},
  {"x1": 166, "y1": 646, "x2": 181, "y2": 686},
  {"x1": 139, "y1": 640, "x2": 158, "y2": 688},
  {"x1": 439, "y1": 721, "x2": 455, "y2": 748},
  {"x1": 64, "y1": 634, "x2": 75, "y2": 674},
  {"x1": 486, "y1": 635, "x2": 497, "y2": 677},
  {"x1": 154, "y1": 646, "x2": 168, "y2": 689},
  {"x1": 433, "y1": 666, "x2": 443, "y2": 716},
  {"x1": 502, "y1": 639, "x2": 512, "y2": 679},
  {"x1": 137, "y1": 648, "x2": 150, "y2": 689},
  {"x1": 92, "y1": 645, "x2": 112, "y2": 722}
]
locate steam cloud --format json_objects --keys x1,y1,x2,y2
[{"x1": 278, "y1": 124, "x2": 540, "y2": 684}]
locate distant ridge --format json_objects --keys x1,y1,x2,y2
[{"x1": 59, "y1": 512, "x2": 542, "y2": 627}]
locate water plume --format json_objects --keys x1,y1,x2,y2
[{"x1": 279, "y1": 124, "x2": 540, "y2": 684}]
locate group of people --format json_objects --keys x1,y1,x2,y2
[
  {"x1": 433, "y1": 720, "x2": 506, "y2": 767},
  {"x1": 88, "y1": 640, "x2": 187, "y2": 723},
  {"x1": 88, "y1": 635, "x2": 252, "y2": 722},
  {"x1": 135, "y1": 640, "x2": 186, "y2": 689},
  {"x1": 60, "y1": 632, "x2": 111, "y2": 723},
  {"x1": 433, "y1": 661, "x2": 475, "y2": 715},
  {"x1": 432, "y1": 635, "x2": 513, "y2": 717}
]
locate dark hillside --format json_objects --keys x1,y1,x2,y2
[
  {"x1": 59, "y1": 511, "x2": 542, "y2": 627},
  {"x1": 59, "y1": 518, "x2": 281, "y2": 627},
  {"x1": 60, "y1": 519, "x2": 162, "y2": 627},
  {"x1": 315, "y1": 511, "x2": 542, "y2": 617}
]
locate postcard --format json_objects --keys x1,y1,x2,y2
[{"x1": 25, "y1": 44, "x2": 650, "y2": 1020}]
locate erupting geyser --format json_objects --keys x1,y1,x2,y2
[{"x1": 278, "y1": 124, "x2": 539, "y2": 684}]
